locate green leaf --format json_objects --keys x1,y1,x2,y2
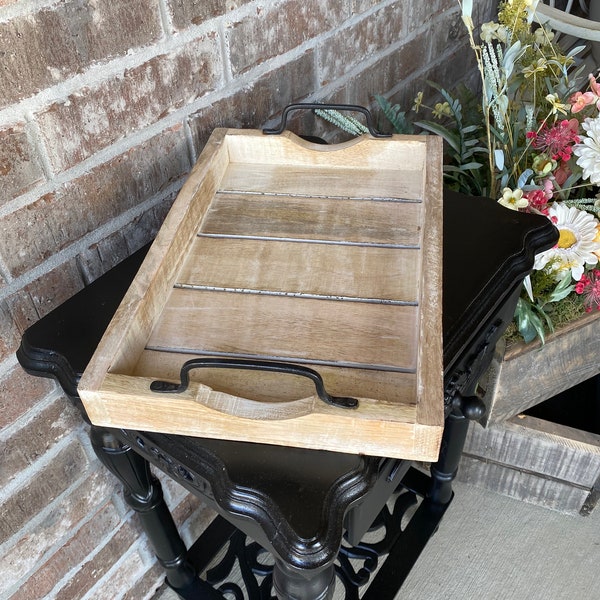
[
  {"x1": 375, "y1": 95, "x2": 412, "y2": 134},
  {"x1": 514, "y1": 298, "x2": 546, "y2": 344},
  {"x1": 444, "y1": 161, "x2": 483, "y2": 171},
  {"x1": 547, "y1": 277, "x2": 576, "y2": 303},
  {"x1": 414, "y1": 120, "x2": 461, "y2": 154}
]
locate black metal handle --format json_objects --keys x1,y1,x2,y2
[
  {"x1": 263, "y1": 103, "x2": 391, "y2": 138},
  {"x1": 150, "y1": 358, "x2": 358, "y2": 410}
]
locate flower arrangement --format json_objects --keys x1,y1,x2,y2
[{"x1": 318, "y1": 0, "x2": 600, "y2": 343}]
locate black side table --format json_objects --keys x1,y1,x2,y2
[{"x1": 17, "y1": 190, "x2": 557, "y2": 599}]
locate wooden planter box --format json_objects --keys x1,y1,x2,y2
[
  {"x1": 459, "y1": 415, "x2": 600, "y2": 515},
  {"x1": 460, "y1": 311, "x2": 600, "y2": 514},
  {"x1": 78, "y1": 128, "x2": 444, "y2": 460},
  {"x1": 479, "y1": 311, "x2": 600, "y2": 426}
]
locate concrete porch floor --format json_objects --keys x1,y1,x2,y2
[{"x1": 152, "y1": 479, "x2": 600, "y2": 599}]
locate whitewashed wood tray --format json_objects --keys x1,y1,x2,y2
[{"x1": 78, "y1": 128, "x2": 444, "y2": 460}]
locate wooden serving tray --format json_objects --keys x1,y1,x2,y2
[{"x1": 78, "y1": 128, "x2": 444, "y2": 460}]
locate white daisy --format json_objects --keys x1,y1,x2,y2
[
  {"x1": 534, "y1": 202, "x2": 600, "y2": 281},
  {"x1": 573, "y1": 116, "x2": 600, "y2": 185}
]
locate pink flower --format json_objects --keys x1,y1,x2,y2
[
  {"x1": 589, "y1": 73, "x2": 600, "y2": 98},
  {"x1": 523, "y1": 188, "x2": 550, "y2": 214},
  {"x1": 570, "y1": 91, "x2": 595, "y2": 113},
  {"x1": 529, "y1": 119, "x2": 580, "y2": 162},
  {"x1": 575, "y1": 269, "x2": 600, "y2": 311}
]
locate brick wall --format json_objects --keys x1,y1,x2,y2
[{"x1": 0, "y1": 0, "x2": 494, "y2": 597}]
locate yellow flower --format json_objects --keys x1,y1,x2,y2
[
  {"x1": 432, "y1": 101, "x2": 452, "y2": 119},
  {"x1": 546, "y1": 93, "x2": 569, "y2": 116},
  {"x1": 412, "y1": 91, "x2": 423, "y2": 113},
  {"x1": 498, "y1": 187, "x2": 529, "y2": 211},
  {"x1": 522, "y1": 58, "x2": 547, "y2": 78}
]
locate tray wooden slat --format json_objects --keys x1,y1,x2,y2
[
  {"x1": 78, "y1": 129, "x2": 444, "y2": 460},
  {"x1": 220, "y1": 163, "x2": 424, "y2": 200},
  {"x1": 178, "y1": 237, "x2": 420, "y2": 302},
  {"x1": 148, "y1": 289, "x2": 418, "y2": 370},
  {"x1": 202, "y1": 193, "x2": 423, "y2": 246}
]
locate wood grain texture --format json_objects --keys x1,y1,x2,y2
[
  {"x1": 224, "y1": 129, "x2": 427, "y2": 171},
  {"x1": 459, "y1": 415, "x2": 600, "y2": 514},
  {"x1": 201, "y1": 193, "x2": 423, "y2": 245},
  {"x1": 220, "y1": 163, "x2": 424, "y2": 200},
  {"x1": 147, "y1": 288, "x2": 419, "y2": 369},
  {"x1": 178, "y1": 237, "x2": 420, "y2": 302},
  {"x1": 480, "y1": 311, "x2": 600, "y2": 425},
  {"x1": 415, "y1": 136, "x2": 444, "y2": 428},
  {"x1": 79, "y1": 129, "x2": 444, "y2": 459},
  {"x1": 83, "y1": 373, "x2": 441, "y2": 461}
]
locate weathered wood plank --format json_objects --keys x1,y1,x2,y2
[
  {"x1": 82, "y1": 372, "x2": 442, "y2": 461},
  {"x1": 415, "y1": 136, "x2": 444, "y2": 428},
  {"x1": 224, "y1": 129, "x2": 428, "y2": 171},
  {"x1": 147, "y1": 289, "x2": 419, "y2": 370},
  {"x1": 458, "y1": 414, "x2": 600, "y2": 514},
  {"x1": 479, "y1": 311, "x2": 600, "y2": 425},
  {"x1": 463, "y1": 416, "x2": 600, "y2": 487},
  {"x1": 201, "y1": 193, "x2": 423, "y2": 246},
  {"x1": 177, "y1": 237, "x2": 420, "y2": 302},
  {"x1": 458, "y1": 455, "x2": 593, "y2": 514},
  {"x1": 220, "y1": 163, "x2": 424, "y2": 200}
]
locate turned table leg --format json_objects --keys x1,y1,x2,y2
[
  {"x1": 429, "y1": 393, "x2": 486, "y2": 505},
  {"x1": 272, "y1": 559, "x2": 336, "y2": 600},
  {"x1": 89, "y1": 426, "x2": 224, "y2": 599}
]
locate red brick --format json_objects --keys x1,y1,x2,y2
[
  {"x1": 345, "y1": 29, "x2": 431, "y2": 107},
  {"x1": 0, "y1": 300, "x2": 22, "y2": 365},
  {"x1": 0, "y1": 125, "x2": 190, "y2": 278},
  {"x1": 0, "y1": 363, "x2": 56, "y2": 430},
  {"x1": 3, "y1": 257, "x2": 84, "y2": 341},
  {"x1": 121, "y1": 563, "x2": 165, "y2": 600},
  {"x1": 0, "y1": 440, "x2": 89, "y2": 544},
  {"x1": 54, "y1": 519, "x2": 140, "y2": 600},
  {"x1": 405, "y1": 0, "x2": 460, "y2": 33},
  {"x1": 319, "y1": 2, "x2": 405, "y2": 86},
  {"x1": 0, "y1": 0, "x2": 163, "y2": 109},
  {"x1": 9, "y1": 501, "x2": 122, "y2": 600},
  {"x1": 38, "y1": 37, "x2": 222, "y2": 172},
  {"x1": 0, "y1": 467, "x2": 117, "y2": 591},
  {"x1": 1, "y1": 395, "x2": 81, "y2": 487},
  {"x1": 84, "y1": 550, "x2": 148, "y2": 600},
  {"x1": 226, "y1": 0, "x2": 347, "y2": 75},
  {"x1": 0, "y1": 123, "x2": 45, "y2": 204},
  {"x1": 78, "y1": 190, "x2": 175, "y2": 282},
  {"x1": 167, "y1": 0, "x2": 252, "y2": 30},
  {"x1": 188, "y1": 49, "x2": 315, "y2": 151}
]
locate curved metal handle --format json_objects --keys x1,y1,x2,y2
[
  {"x1": 150, "y1": 358, "x2": 358, "y2": 410},
  {"x1": 263, "y1": 103, "x2": 391, "y2": 138}
]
